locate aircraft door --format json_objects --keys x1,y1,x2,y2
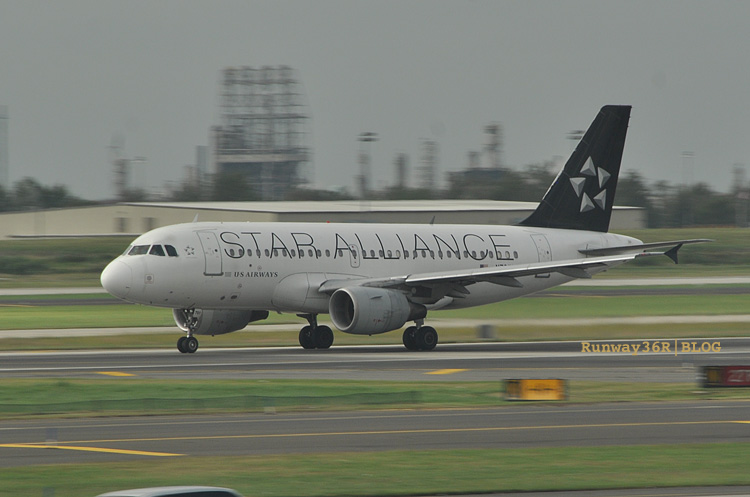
[
  {"x1": 530, "y1": 233, "x2": 551, "y2": 278},
  {"x1": 197, "y1": 231, "x2": 223, "y2": 276},
  {"x1": 349, "y1": 244, "x2": 361, "y2": 268}
]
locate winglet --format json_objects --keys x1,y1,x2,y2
[{"x1": 664, "y1": 243, "x2": 683, "y2": 264}]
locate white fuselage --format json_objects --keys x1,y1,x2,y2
[{"x1": 102, "y1": 221, "x2": 639, "y2": 314}]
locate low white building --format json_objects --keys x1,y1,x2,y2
[{"x1": 0, "y1": 200, "x2": 645, "y2": 239}]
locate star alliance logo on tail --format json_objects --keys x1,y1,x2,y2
[{"x1": 569, "y1": 156, "x2": 611, "y2": 213}]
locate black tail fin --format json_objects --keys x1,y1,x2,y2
[{"x1": 518, "y1": 105, "x2": 631, "y2": 232}]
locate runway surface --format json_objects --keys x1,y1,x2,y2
[
  {"x1": 2, "y1": 339, "x2": 749, "y2": 382},
  {"x1": 2, "y1": 400, "x2": 750, "y2": 468}
]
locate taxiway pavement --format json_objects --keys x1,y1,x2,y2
[{"x1": 2, "y1": 400, "x2": 750, "y2": 468}]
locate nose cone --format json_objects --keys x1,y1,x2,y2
[{"x1": 101, "y1": 259, "x2": 133, "y2": 299}]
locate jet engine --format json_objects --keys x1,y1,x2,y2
[
  {"x1": 329, "y1": 287, "x2": 426, "y2": 335},
  {"x1": 173, "y1": 308, "x2": 269, "y2": 336}
]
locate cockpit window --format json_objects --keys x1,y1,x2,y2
[
  {"x1": 149, "y1": 245, "x2": 166, "y2": 256},
  {"x1": 128, "y1": 245, "x2": 150, "y2": 256},
  {"x1": 165, "y1": 245, "x2": 178, "y2": 257}
]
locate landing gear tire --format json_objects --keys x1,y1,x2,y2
[
  {"x1": 177, "y1": 336, "x2": 188, "y2": 353},
  {"x1": 184, "y1": 336, "x2": 199, "y2": 353},
  {"x1": 313, "y1": 325, "x2": 334, "y2": 349},
  {"x1": 415, "y1": 326, "x2": 438, "y2": 351},
  {"x1": 403, "y1": 326, "x2": 419, "y2": 351},
  {"x1": 299, "y1": 326, "x2": 316, "y2": 349}
]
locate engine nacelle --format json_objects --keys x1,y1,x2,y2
[
  {"x1": 329, "y1": 287, "x2": 426, "y2": 335},
  {"x1": 173, "y1": 308, "x2": 269, "y2": 336}
]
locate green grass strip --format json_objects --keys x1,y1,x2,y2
[
  {"x1": 2, "y1": 293, "x2": 750, "y2": 331},
  {"x1": 2, "y1": 444, "x2": 750, "y2": 497},
  {"x1": 1, "y1": 379, "x2": 749, "y2": 420}
]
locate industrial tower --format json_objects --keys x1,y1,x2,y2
[
  {"x1": 0, "y1": 106, "x2": 8, "y2": 188},
  {"x1": 212, "y1": 66, "x2": 310, "y2": 200}
]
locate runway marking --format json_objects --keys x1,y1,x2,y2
[
  {"x1": 0, "y1": 443, "x2": 182, "y2": 457},
  {"x1": 426, "y1": 369, "x2": 468, "y2": 375},
  {"x1": 28, "y1": 420, "x2": 750, "y2": 446},
  {"x1": 97, "y1": 371, "x2": 136, "y2": 377}
]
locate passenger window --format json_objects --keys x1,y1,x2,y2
[
  {"x1": 128, "y1": 245, "x2": 150, "y2": 256},
  {"x1": 165, "y1": 245, "x2": 178, "y2": 257},
  {"x1": 149, "y1": 245, "x2": 166, "y2": 256}
]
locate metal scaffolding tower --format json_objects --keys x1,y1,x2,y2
[
  {"x1": 213, "y1": 66, "x2": 310, "y2": 200},
  {"x1": 0, "y1": 106, "x2": 8, "y2": 188}
]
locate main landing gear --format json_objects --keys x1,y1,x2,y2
[
  {"x1": 298, "y1": 314, "x2": 334, "y2": 350},
  {"x1": 177, "y1": 335, "x2": 199, "y2": 354},
  {"x1": 402, "y1": 322, "x2": 438, "y2": 351}
]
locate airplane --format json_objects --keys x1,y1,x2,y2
[{"x1": 100, "y1": 105, "x2": 708, "y2": 353}]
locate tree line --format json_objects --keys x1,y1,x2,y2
[
  {"x1": 443, "y1": 163, "x2": 744, "y2": 229},
  {"x1": 0, "y1": 178, "x2": 95, "y2": 211}
]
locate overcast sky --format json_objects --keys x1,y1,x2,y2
[{"x1": 1, "y1": 0, "x2": 749, "y2": 200}]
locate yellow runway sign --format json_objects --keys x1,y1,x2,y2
[{"x1": 504, "y1": 379, "x2": 567, "y2": 401}]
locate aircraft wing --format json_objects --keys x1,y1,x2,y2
[
  {"x1": 318, "y1": 239, "x2": 712, "y2": 296},
  {"x1": 318, "y1": 253, "x2": 640, "y2": 294}
]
